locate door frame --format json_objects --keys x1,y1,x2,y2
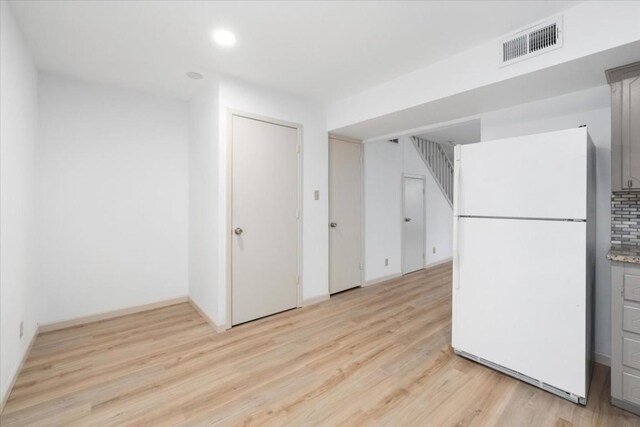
[
  {"x1": 226, "y1": 109, "x2": 304, "y2": 328},
  {"x1": 328, "y1": 133, "x2": 365, "y2": 294},
  {"x1": 401, "y1": 173, "x2": 427, "y2": 275}
]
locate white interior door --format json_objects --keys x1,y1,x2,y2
[
  {"x1": 329, "y1": 137, "x2": 362, "y2": 294},
  {"x1": 231, "y1": 114, "x2": 299, "y2": 325},
  {"x1": 402, "y1": 176, "x2": 425, "y2": 274},
  {"x1": 452, "y1": 217, "x2": 587, "y2": 397}
]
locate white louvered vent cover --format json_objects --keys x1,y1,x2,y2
[{"x1": 501, "y1": 17, "x2": 563, "y2": 65}]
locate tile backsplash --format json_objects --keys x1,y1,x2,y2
[{"x1": 611, "y1": 191, "x2": 640, "y2": 246}]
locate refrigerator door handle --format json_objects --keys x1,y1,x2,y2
[
  {"x1": 454, "y1": 146, "x2": 461, "y2": 290},
  {"x1": 453, "y1": 147, "x2": 461, "y2": 217},
  {"x1": 454, "y1": 218, "x2": 460, "y2": 290}
]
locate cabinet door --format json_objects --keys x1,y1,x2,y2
[{"x1": 622, "y1": 75, "x2": 640, "y2": 189}]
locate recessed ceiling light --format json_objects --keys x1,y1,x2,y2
[
  {"x1": 213, "y1": 29, "x2": 236, "y2": 47},
  {"x1": 186, "y1": 72, "x2": 203, "y2": 80}
]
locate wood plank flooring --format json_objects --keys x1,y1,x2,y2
[{"x1": 1, "y1": 262, "x2": 638, "y2": 426}]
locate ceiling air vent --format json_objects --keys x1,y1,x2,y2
[{"x1": 501, "y1": 16, "x2": 563, "y2": 66}]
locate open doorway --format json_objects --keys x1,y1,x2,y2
[{"x1": 362, "y1": 118, "x2": 480, "y2": 285}]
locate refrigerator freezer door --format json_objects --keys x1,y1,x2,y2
[
  {"x1": 456, "y1": 128, "x2": 588, "y2": 220},
  {"x1": 452, "y1": 217, "x2": 587, "y2": 397}
]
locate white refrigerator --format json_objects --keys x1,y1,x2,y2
[{"x1": 451, "y1": 127, "x2": 595, "y2": 404}]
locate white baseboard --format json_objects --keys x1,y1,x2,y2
[
  {"x1": 594, "y1": 351, "x2": 611, "y2": 367},
  {"x1": 363, "y1": 258, "x2": 452, "y2": 288},
  {"x1": 425, "y1": 257, "x2": 453, "y2": 269},
  {"x1": 1, "y1": 325, "x2": 39, "y2": 413},
  {"x1": 301, "y1": 293, "x2": 330, "y2": 307},
  {"x1": 189, "y1": 298, "x2": 226, "y2": 332},
  {"x1": 38, "y1": 296, "x2": 189, "y2": 333},
  {"x1": 364, "y1": 272, "x2": 402, "y2": 287},
  {"x1": 2, "y1": 296, "x2": 220, "y2": 412}
]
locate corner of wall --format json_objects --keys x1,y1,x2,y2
[
  {"x1": 187, "y1": 81, "x2": 221, "y2": 326},
  {"x1": 0, "y1": 0, "x2": 40, "y2": 407}
]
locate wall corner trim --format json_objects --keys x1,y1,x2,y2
[
  {"x1": 1, "y1": 325, "x2": 39, "y2": 413},
  {"x1": 301, "y1": 293, "x2": 330, "y2": 307},
  {"x1": 189, "y1": 298, "x2": 226, "y2": 333},
  {"x1": 364, "y1": 273, "x2": 403, "y2": 287}
]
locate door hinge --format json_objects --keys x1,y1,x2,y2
[
  {"x1": 359, "y1": 263, "x2": 364, "y2": 270},
  {"x1": 296, "y1": 144, "x2": 300, "y2": 153},
  {"x1": 296, "y1": 209, "x2": 300, "y2": 219}
]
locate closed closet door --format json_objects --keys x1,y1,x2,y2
[
  {"x1": 231, "y1": 114, "x2": 299, "y2": 325},
  {"x1": 402, "y1": 176, "x2": 425, "y2": 274},
  {"x1": 329, "y1": 137, "x2": 362, "y2": 294}
]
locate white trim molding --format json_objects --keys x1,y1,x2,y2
[
  {"x1": 364, "y1": 273, "x2": 403, "y2": 287},
  {"x1": 301, "y1": 294, "x2": 330, "y2": 307},
  {"x1": 189, "y1": 298, "x2": 226, "y2": 333},
  {"x1": 425, "y1": 257, "x2": 453, "y2": 269},
  {"x1": 593, "y1": 351, "x2": 611, "y2": 367},
  {"x1": 38, "y1": 297, "x2": 189, "y2": 333}
]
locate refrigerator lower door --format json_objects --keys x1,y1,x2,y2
[{"x1": 452, "y1": 217, "x2": 587, "y2": 399}]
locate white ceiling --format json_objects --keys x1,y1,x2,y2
[
  {"x1": 416, "y1": 119, "x2": 481, "y2": 161},
  {"x1": 10, "y1": 1, "x2": 581, "y2": 101},
  {"x1": 417, "y1": 120, "x2": 481, "y2": 146}
]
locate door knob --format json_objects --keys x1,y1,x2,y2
[
  {"x1": 330, "y1": 222, "x2": 338, "y2": 228},
  {"x1": 404, "y1": 218, "x2": 411, "y2": 222},
  {"x1": 234, "y1": 227, "x2": 243, "y2": 235}
]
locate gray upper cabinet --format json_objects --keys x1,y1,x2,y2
[{"x1": 608, "y1": 62, "x2": 640, "y2": 191}]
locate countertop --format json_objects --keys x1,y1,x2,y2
[{"x1": 607, "y1": 245, "x2": 640, "y2": 264}]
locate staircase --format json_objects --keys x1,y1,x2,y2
[{"x1": 411, "y1": 136, "x2": 454, "y2": 206}]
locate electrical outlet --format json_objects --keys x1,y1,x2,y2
[
  {"x1": 20, "y1": 321, "x2": 24, "y2": 339},
  {"x1": 314, "y1": 190, "x2": 320, "y2": 200},
  {"x1": 384, "y1": 258, "x2": 389, "y2": 266},
  {"x1": 432, "y1": 247, "x2": 436, "y2": 254}
]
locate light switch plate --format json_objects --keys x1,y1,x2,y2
[{"x1": 314, "y1": 190, "x2": 320, "y2": 200}]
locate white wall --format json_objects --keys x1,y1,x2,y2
[
  {"x1": 364, "y1": 141, "x2": 403, "y2": 281},
  {"x1": 0, "y1": 1, "x2": 39, "y2": 405},
  {"x1": 364, "y1": 137, "x2": 453, "y2": 282},
  {"x1": 481, "y1": 85, "x2": 612, "y2": 360},
  {"x1": 216, "y1": 77, "x2": 328, "y2": 325},
  {"x1": 188, "y1": 82, "x2": 220, "y2": 323},
  {"x1": 37, "y1": 73, "x2": 190, "y2": 324}
]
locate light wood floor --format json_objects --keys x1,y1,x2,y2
[{"x1": 2, "y1": 262, "x2": 638, "y2": 426}]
